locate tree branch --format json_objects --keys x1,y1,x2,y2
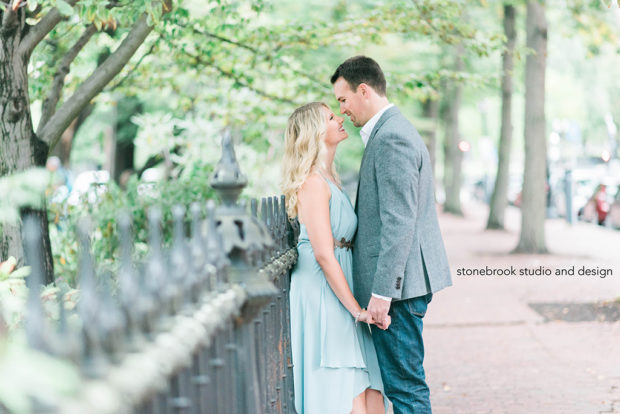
[
  {"x1": 106, "y1": 37, "x2": 159, "y2": 91},
  {"x1": 39, "y1": 10, "x2": 163, "y2": 150},
  {"x1": 37, "y1": 24, "x2": 97, "y2": 135},
  {"x1": 188, "y1": 25, "x2": 328, "y2": 89},
  {"x1": 188, "y1": 25, "x2": 259, "y2": 54},
  {"x1": 187, "y1": 51, "x2": 298, "y2": 105},
  {"x1": 1, "y1": 0, "x2": 23, "y2": 32},
  {"x1": 18, "y1": 0, "x2": 79, "y2": 58},
  {"x1": 410, "y1": 0, "x2": 444, "y2": 35},
  {"x1": 212, "y1": 65, "x2": 297, "y2": 104}
]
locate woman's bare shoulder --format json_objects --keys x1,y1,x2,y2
[
  {"x1": 297, "y1": 173, "x2": 331, "y2": 215},
  {"x1": 297, "y1": 173, "x2": 330, "y2": 223},
  {"x1": 299, "y1": 172, "x2": 330, "y2": 198}
]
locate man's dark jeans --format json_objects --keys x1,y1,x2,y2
[{"x1": 371, "y1": 293, "x2": 433, "y2": 414}]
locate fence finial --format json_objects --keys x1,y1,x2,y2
[{"x1": 210, "y1": 129, "x2": 248, "y2": 208}]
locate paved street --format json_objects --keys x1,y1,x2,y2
[{"x1": 421, "y1": 203, "x2": 620, "y2": 414}]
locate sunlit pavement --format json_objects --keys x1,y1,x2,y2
[{"x1": 421, "y1": 203, "x2": 620, "y2": 414}]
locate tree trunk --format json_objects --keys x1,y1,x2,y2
[
  {"x1": 515, "y1": 0, "x2": 548, "y2": 253},
  {"x1": 442, "y1": 44, "x2": 464, "y2": 216},
  {"x1": 50, "y1": 118, "x2": 77, "y2": 166},
  {"x1": 0, "y1": 19, "x2": 54, "y2": 282},
  {"x1": 111, "y1": 96, "x2": 142, "y2": 184},
  {"x1": 49, "y1": 104, "x2": 94, "y2": 166},
  {"x1": 487, "y1": 4, "x2": 517, "y2": 230},
  {"x1": 113, "y1": 138, "x2": 135, "y2": 184},
  {"x1": 2, "y1": 2, "x2": 169, "y2": 284}
]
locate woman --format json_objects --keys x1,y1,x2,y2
[{"x1": 281, "y1": 102, "x2": 388, "y2": 414}]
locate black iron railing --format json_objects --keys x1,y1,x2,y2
[{"x1": 17, "y1": 132, "x2": 299, "y2": 414}]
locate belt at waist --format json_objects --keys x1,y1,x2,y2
[{"x1": 334, "y1": 237, "x2": 353, "y2": 251}]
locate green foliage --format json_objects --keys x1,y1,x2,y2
[
  {"x1": 25, "y1": 0, "x2": 504, "y2": 192},
  {"x1": 27, "y1": 0, "x2": 499, "y2": 128},
  {"x1": 0, "y1": 256, "x2": 77, "y2": 338},
  {"x1": 27, "y1": 0, "x2": 170, "y2": 107},
  {"x1": 48, "y1": 159, "x2": 217, "y2": 286},
  {"x1": 0, "y1": 257, "x2": 30, "y2": 281},
  {"x1": 565, "y1": 0, "x2": 619, "y2": 56},
  {"x1": 55, "y1": 0, "x2": 75, "y2": 17},
  {"x1": 0, "y1": 334, "x2": 81, "y2": 414},
  {"x1": 0, "y1": 169, "x2": 50, "y2": 226}
]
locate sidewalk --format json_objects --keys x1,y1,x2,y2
[{"x1": 424, "y1": 203, "x2": 620, "y2": 414}]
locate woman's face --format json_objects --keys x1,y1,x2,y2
[{"x1": 323, "y1": 106, "x2": 348, "y2": 147}]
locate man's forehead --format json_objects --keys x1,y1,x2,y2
[{"x1": 334, "y1": 79, "x2": 353, "y2": 97}]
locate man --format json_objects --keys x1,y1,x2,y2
[{"x1": 331, "y1": 56, "x2": 452, "y2": 414}]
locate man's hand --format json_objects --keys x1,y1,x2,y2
[{"x1": 367, "y1": 295, "x2": 391, "y2": 330}]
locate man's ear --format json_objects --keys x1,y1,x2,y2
[{"x1": 358, "y1": 83, "x2": 369, "y2": 97}]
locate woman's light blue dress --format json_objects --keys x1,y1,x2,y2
[{"x1": 290, "y1": 176, "x2": 387, "y2": 414}]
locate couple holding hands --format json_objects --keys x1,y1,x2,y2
[{"x1": 281, "y1": 56, "x2": 452, "y2": 414}]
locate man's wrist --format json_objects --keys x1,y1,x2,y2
[{"x1": 371, "y1": 293, "x2": 392, "y2": 302}]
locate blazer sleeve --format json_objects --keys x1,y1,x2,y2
[{"x1": 371, "y1": 132, "x2": 420, "y2": 299}]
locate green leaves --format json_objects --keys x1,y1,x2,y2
[
  {"x1": 0, "y1": 338, "x2": 81, "y2": 413},
  {"x1": 145, "y1": 0, "x2": 164, "y2": 26},
  {"x1": 0, "y1": 258, "x2": 16, "y2": 277},
  {"x1": 0, "y1": 169, "x2": 50, "y2": 226},
  {"x1": 55, "y1": 0, "x2": 74, "y2": 17},
  {"x1": 27, "y1": 0, "x2": 39, "y2": 12},
  {"x1": 0, "y1": 258, "x2": 30, "y2": 281}
]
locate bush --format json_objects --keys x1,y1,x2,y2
[{"x1": 48, "y1": 160, "x2": 217, "y2": 287}]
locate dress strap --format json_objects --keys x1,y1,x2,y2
[
  {"x1": 315, "y1": 169, "x2": 342, "y2": 191},
  {"x1": 315, "y1": 169, "x2": 331, "y2": 184}
]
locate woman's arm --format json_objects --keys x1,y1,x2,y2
[{"x1": 297, "y1": 174, "x2": 364, "y2": 319}]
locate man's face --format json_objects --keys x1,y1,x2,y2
[{"x1": 333, "y1": 77, "x2": 366, "y2": 127}]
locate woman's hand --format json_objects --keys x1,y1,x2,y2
[
  {"x1": 357, "y1": 309, "x2": 373, "y2": 324},
  {"x1": 374, "y1": 315, "x2": 391, "y2": 330},
  {"x1": 357, "y1": 310, "x2": 391, "y2": 330}
]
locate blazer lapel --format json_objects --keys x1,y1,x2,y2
[
  {"x1": 354, "y1": 106, "x2": 400, "y2": 213},
  {"x1": 366, "y1": 106, "x2": 399, "y2": 149}
]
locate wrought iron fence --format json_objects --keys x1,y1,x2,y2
[{"x1": 15, "y1": 132, "x2": 300, "y2": 414}]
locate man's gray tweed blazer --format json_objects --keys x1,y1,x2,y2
[{"x1": 352, "y1": 106, "x2": 452, "y2": 306}]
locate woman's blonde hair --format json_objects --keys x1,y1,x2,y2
[{"x1": 281, "y1": 102, "x2": 341, "y2": 218}]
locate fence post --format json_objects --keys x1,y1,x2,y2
[{"x1": 209, "y1": 130, "x2": 278, "y2": 413}]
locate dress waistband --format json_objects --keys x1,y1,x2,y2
[{"x1": 334, "y1": 237, "x2": 353, "y2": 250}]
